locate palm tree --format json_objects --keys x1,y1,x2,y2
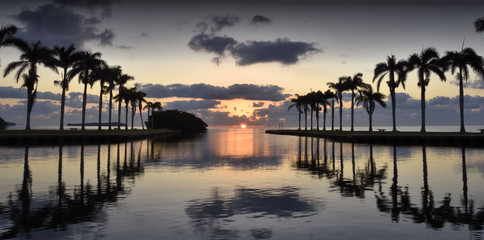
[
  {"x1": 475, "y1": 17, "x2": 484, "y2": 32},
  {"x1": 300, "y1": 94, "x2": 310, "y2": 130},
  {"x1": 340, "y1": 73, "x2": 370, "y2": 132},
  {"x1": 288, "y1": 94, "x2": 304, "y2": 130},
  {"x1": 70, "y1": 51, "x2": 106, "y2": 130},
  {"x1": 3, "y1": 40, "x2": 57, "y2": 130},
  {"x1": 407, "y1": 48, "x2": 446, "y2": 132},
  {"x1": 53, "y1": 44, "x2": 81, "y2": 130},
  {"x1": 314, "y1": 90, "x2": 326, "y2": 131},
  {"x1": 114, "y1": 86, "x2": 131, "y2": 130},
  {"x1": 322, "y1": 90, "x2": 336, "y2": 131},
  {"x1": 128, "y1": 87, "x2": 139, "y2": 130},
  {"x1": 91, "y1": 64, "x2": 113, "y2": 130},
  {"x1": 135, "y1": 89, "x2": 147, "y2": 130},
  {"x1": 0, "y1": 25, "x2": 21, "y2": 63},
  {"x1": 373, "y1": 55, "x2": 407, "y2": 132},
  {"x1": 306, "y1": 91, "x2": 318, "y2": 130},
  {"x1": 105, "y1": 66, "x2": 122, "y2": 130},
  {"x1": 328, "y1": 78, "x2": 349, "y2": 131},
  {"x1": 442, "y1": 48, "x2": 484, "y2": 132},
  {"x1": 144, "y1": 101, "x2": 163, "y2": 128},
  {"x1": 116, "y1": 73, "x2": 134, "y2": 129},
  {"x1": 356, "y1": 85, "x2": 387, "y2": 131}
]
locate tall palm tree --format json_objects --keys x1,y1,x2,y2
[
  {"x1": 407, "y1": 48, "x2": 446, "y2": 132},
  {"x1": 135, "y1": 89, "x2": 147, "y2": 130},
  {"x1": 314, "y1": 90, "x2": 326, "y2": 131},
  {"x1": 3, "y1": 40, "x2": 57, "y2": 130},
  {"x1": 288, "y1": 94, "x2": 304, "y2": 130},
  {"x1": 70, "y1": 51, "x2": 106, "y2": 130},
  {"x1": 475, "y1": 17, "x2": 484, "y2": 32},
  {"x1": 91, "y1": 64, "x2": 113, "y2": 130},
  {"x1": 116, "y1": 73, "x2": 134, "y2": 129},
  {"x1": 105, "y1": 66, "x2": 122, "y2": 130},
  {"x1": 340, "y1": 73, "x2": 370, "y2": 132},
  {"x1": 322, "y1": 90, "x2": 336, "y2": 131},
  {"x1": 53, "y1": 44, "x2": 81, "y2": 130},
  {"x1": 328, "y1": 78, "x2": 349, "y2": 131},
  {"x1": 356, "y1": 85, "x2": 387, "y2": 131},
  {"x1": 300, "y1": 94, "x2": 310, "y2": 130},
  {"x1": 114, "y1": 86, "x2": 131, "y2": 130},
  {"x1": 373, "y1": 55, "x2": 407, "y2": 132},
  {"x1": 0, "y1": 25, "x2": 21, "y2": 63},
  {"x1": 128, "y1": 87, "x2": 139, "y2": 130},
  {"x1": 144, "y1": 101, "x2": 163, "y2": 128},
  {"x1": 306, "y1": 91, "x2": 318, "y2": 130},
  {"x1": 442, "y1": 48, "x2": 484, "y2": 132}
]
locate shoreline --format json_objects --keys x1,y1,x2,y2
[
  {"x1": 265, "y1": 129, "x2": 484, "y2": 148},
  {"x1": 0, "y1": 129, "x2": 181, "y2": 146}
]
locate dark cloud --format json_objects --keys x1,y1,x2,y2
[
  {"x1": 231, "y1": 38, "x2": 320, "y2": 66},
  {"x1": 14, "y1": 4, "x2": 115, "y2": 48},
  {"x1": 139, "y1": 83, "x2": 290, "y2": 101},
  {"x1": 53, "y1": 0, "x2": 117, "y2": 18},
  {"x1": 451, "y1": 79, "x2": 484, "y2": 89},
  {"x1": 0, "y1": 86, "x2": 25, "y2": 99},
  {"x1": 196, "y1": 15, "x2": 240, "y2": 33},
  {"x1": 188, "y1": 34, "x2": 237, "y2": 56},
  {"x1": 252, "y1": 102, "x2": 265, "y2": 108},
  {"x1": 164, "y1": 100, "x2": 221, "y2": 111},
  {"x1": 251, "y1": 15, "x2": 272, "y2": 25}
]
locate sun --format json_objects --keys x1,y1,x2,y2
[{"x1": 240, "y1": 124, "x2": 247, "y2": 129}]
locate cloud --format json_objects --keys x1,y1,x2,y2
[
  {"x1": 188, "y1": 15, "x2": 321, "y2": 66},
  {"x1": 251, "y1": 15, "x2": 272, "y2": 25},
  {"x1": 196, "y1": 15, "x2": 240, "y2": 33},
  {"x1": 253, "y1": 102, "x2": 265, "y2": 108},
  {"x1": 231, "y1": 38, "x2": 321, "y2": 66},
  {"x1": 164, "y1": 100, "x2": 221, "y2": 111},
  {"x1": 188, "y1": 34, "x2": 237, "y2": 55},
  {"x1": 0, "y1": 87, "x2": 25, "y2": 99},
  {"x1": 53, "y1": 0, "x2": 117, "y2": 18},
  {"x1": 14, "y1": 4, "x2": 115, "y2": 48},
  {"x1": 451, "y1": 79, "x2": 484, "y2": 89},
  {"x1": 139, "y1": 83, "x2": 291, "y2": 101}
]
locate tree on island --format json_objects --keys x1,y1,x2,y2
[
  {"x1": 407, "y1": 48, "x2": 446, "y2": 132},
  {"x1": 356, "y1": 85, "x2": 386, "y2": 132},
  {"x1": 3, "y1": 40, "x2": 57, "y2": 130},
  {"x1": 442, "y1": 48, "x2": 484, "y2": 133},
  {"x1": 373, "y1": 55, "x2": 407, "y2": 132},
  {"x1": 150, "y1": 109, "x2": 207, "y2": 133}
]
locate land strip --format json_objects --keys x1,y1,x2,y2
[{"x1": 266, "y1": 129, "x2": 484, "y2": 148}]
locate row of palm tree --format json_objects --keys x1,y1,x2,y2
[{"x1": 0, "y1": 24, "x2": 163, "y2": 131}]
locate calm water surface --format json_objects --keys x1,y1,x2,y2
[{"x1": 0, "y1": 127, "x2": 483, "y2": 239}]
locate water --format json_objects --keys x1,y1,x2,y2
[{"x1": 0, "y1": 127, "x2": 483, "y2": 239}]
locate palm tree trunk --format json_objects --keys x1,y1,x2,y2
[
  {"x1": 420, "y1": 84, "x2": 426, "y2": 133},
  {"x1": 459, "y1": 69, "x2": 466, "y2": 133},
  {"x1": 339, "y1": 97, "x2": 343, "y2": 131},
  {"x1": 26, "y1": 90, "x2": 32, "y2": 130},
  {"x1": 298, "y1": 111, "x2": 301, "y2": 130},
  {"x1": 316, "y1": 105, "x2": 320, "y2": 131},
  {"x1": 369, "y1": 112, "x2": 373, "y2": 132},
  {"x1": 131, "y1": 106, "x2": 135, "y2": 130},
  {"x1": 125, "y1": 103, "x2": 129, "y2": 130},
  {"x1": 323, "y1": 106, "x2": 327, "y2": 131},
  {"x1": 60, "y1": 87, "x2": 66, "y2": 130},
  {"x1": 331, "y1": 100, "x2": 334, "y2": 131},
  {"x1": 109, "y1": 90, "x2": 113, "y2": 130},
  {"x1": 351, "y1": 90, "x2": 355, "y2": 132},
  {"x1": 139, "y1": 102, "x2": 144, "y2": 130},
  {"x1": 390, "y1": 88, "x2": 397, "y2": 132},
  {"x1": 81, "y1": 82, "x2": 88, "y2": 130},
  {"x1": 118, "y1": 100, "x2": 122, "y2": 129},
  {"x1": 98, "y1": 83, "x2": 103, "y2": 130},
  {"x1": 304, "y1": 109, "x2": 307, "y2": 130},
  {"x1": 310, "y1": 107, "x2": 313, "y2": 130}
]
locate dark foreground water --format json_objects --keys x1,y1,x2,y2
[{"x1": 0, "y1": 127, "x2": 483, "y2": 239}]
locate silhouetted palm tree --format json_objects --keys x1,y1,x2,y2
[
  {"x1": 114, "y1": 86, "x2": 130, "y2": 130},
  {"x1": 356, "y1": 85, "x2": 387, "y2": 131},
  {"x1": 53, "y1": 44, "x2": 81, "y2": 130},
  {"x1": 314, "y1": 90, "x2": 326, "y2": 130},
  {"x1": 306, "y1": 91, "x2": 319, "y2": 130},
  {"x1": 301, "y1": 94, "x2": 310, "y2": 130},
  {"x1": 373, "y1": 55, "x2": 407, "y2": 132},
  {"x1": 475, "y1": 17, "x2": 484, "y2": 32},
  {"x1": 70, "y1": 51, "x2": 106, "y2": 130},
  {"x1": 91, "y1": 64, "x2": 113, "y2": 130},
  {"x1": 3, "y1": 40, "x2": 57, "y2": 130},
  {"x1": 340, "y1": 73, "x2": 370, "y2": 131},
  {"x1": 105, "y1": 66, "x2": 122, "y2": 130},
  {"x1": 135, "y1": 89, "x2": 147, "y2": 130},
  {"x1": 288, "y1": 94, "x2": 304, "y2": 130},
  {"x1": 0, "y1": 25, "x2": 21, "y2": 64},
  {"x1": 442, "y1": 48, "x2": 484, "y2": 132},
  {"x1": 144, "y1": 101, "x2": 162, "y2": 128},
  {"x1": 116, "y1": 73, "x2": 134, "y2": 129},
  {"x1": 328, "y1": 78, "x2": 348, "y2": 131},
  {"x1": 407, "y1": 48, "x2": 446, "y2": 132},
  {"x1": 128, "y1": 87, "x2": 139, "y2": 130},
  {"x1": 322, "y1": 90, "x2": 336, "y2": 131}
]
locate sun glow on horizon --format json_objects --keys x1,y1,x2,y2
[{"x1": 240, "y1": 124, "x2": 247, "y2": 129}]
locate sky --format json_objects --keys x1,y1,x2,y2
[{"x1": 1, "y1": 0, "x2": 484, "y2": 129}]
